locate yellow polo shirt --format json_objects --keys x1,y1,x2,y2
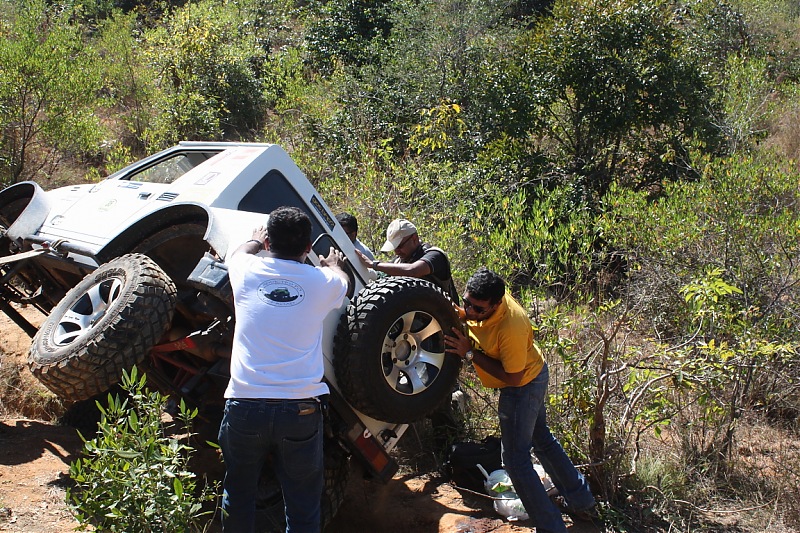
[{"x1": 467, "y1": 293, "x2": 544, "y2": 389}]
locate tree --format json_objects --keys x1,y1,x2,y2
[
  {"x1": 713, "y1": 55, "x2": 777, "y2": 153},
  {"x1": 141, "y1": 0, "x2": 268, "y2": 148},
  {"x1": 482, "y1": 0, "x2": 719, "y2": 205},
  {"x1": 94, "y1": 11, "x2": 155, "y2": 153},
  {"x1": 0, "y1": 0, "x2": 103, "y2": 185},
  {"x1": 305, "y1": 0, "x2": 394, "y2": 73},
  {"x1": 601, "y1": 152, "x2": 800, "y2": 343},
  {"x1": 331, "y1": 0, "x2": 515, "y2": 159}
]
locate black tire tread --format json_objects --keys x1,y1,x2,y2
[
  {"x1": 333, "y1": 277, "x2": 460, "y2": 423},
  {"x1": 321, "y1": 442, "x2": 350, "y2": 523},
  {"x1": 28, "y1": 254, "x2": 176, "y2": 401}
]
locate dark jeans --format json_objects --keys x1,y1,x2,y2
[
  {"x1": 498, "y1": 363, "x2": 595, "y2": 533},
  {"x1": 218, "y1": 398, "x2": 323, "y2": 533}
]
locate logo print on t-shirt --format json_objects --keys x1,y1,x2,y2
[{"x1": 257, "y1": 279, "x2": 305, "y2": 307}]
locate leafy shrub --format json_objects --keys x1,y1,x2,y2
[
  {"x1": 304, "y1": 0, "x2": 394, "y2": 73},
  {"x1": 141, "y1": 0, "x2": 268, "y2": 147},
  {"x1": 486, "y1": 0, "x2": 717, "y2": 202},
  {"x1": 679, "y1": 0, "x2": 800, "y2": 82},
  {"x1": 458, "y1": 178, "x2": 601, "y2": 295},
  {"x1": 714, "y1": 55, "x2": 777, "y2": 153},
  {"x1": 0, "y1": 0, "x2": 104, "y2": 185},
  {"x1": 601, "y1": 152, "x2": 800, "y2": 343},
  {"x1": 93, "y1": 11, "x2": 159, "y2": 154},
  {"x1": 328, "y1": 0, "x2": 510, "y2": 158},
  {"x1": 592, "y1": 153, "x2": 800, "y2": 486},
  {"x1": 68, "y1": 367, "x2": 217, "y2": 532}
]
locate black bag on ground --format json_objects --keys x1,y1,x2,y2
[{"x1": 444, "y1": 435, "x2": 502, "y2": 492}]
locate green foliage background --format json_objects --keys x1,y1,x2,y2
[{"x1": 2, "y1": 0, "x2": 800, "y2": 529}]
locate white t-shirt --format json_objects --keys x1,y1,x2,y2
[{"x1": 224, "y1": 253, "x2": 348, "y2": 400}]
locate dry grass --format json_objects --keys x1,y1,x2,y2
[
  {"x1": 0, "y1": 356, "x2": 65, "y2": 420},
  {"x1": 0, "y1": 304, "x2": 65, "y2": 420},
  {"x1": 731, "y1": 418, "x2": 800, "y2": 531},
  {"x1": 618, "y1": 415, "x2": 800, "y2": 532},
  {"x1": 766, "y1": 105, "x2": 800, "y2": 163}
]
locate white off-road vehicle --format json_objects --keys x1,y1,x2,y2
[{"x1": 0, "y1": 142, "x2": 461, "y2": 529}]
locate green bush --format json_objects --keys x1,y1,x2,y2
[
  {"x1": 594, "y1": 152, "x2": 800, "y2": 484},
  {"x1": 325, "y1": 0, "x2": 511, "y2": 159},
  {"x1": 455, "y1": 178, "x2": 600, "y2": 295},
  {"x1": 94, "y1": 11, "x2": 156, "y2": 152},
  {"x1": 601, "y1": 152, "x2": 800, "y2": 342},
  {"x1": 485, "y1": 0, "x2": 718, "y2": 202},
  {"x1": 714, "y1": 55, "x2": 777, "y2": 153},
  {"x1": 0, "y1": 0, "x2": 104, "y2": 185},
  {"x1": 304, "y1": 0, "x2": 394, "y2": 73},
  {"x1": 141, "y1": 0, "x2": 268, "y2": 147},
  {"x1": 68, "y1": 368, "x2": 217, "y2": 532}
]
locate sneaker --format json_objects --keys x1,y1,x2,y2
[
  {"x1": 567, "y1": 505, "x2": 600, "y2": 522},
  {"x1": 552, "y1": 496, "x2": 602, "y2": 524}
]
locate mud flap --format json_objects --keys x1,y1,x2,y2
[{"x1": 327, "y1": 386, "x2": 399, "y2": 483}]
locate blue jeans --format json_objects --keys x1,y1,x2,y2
[
  {"x1": 498, "y1": 363, "x2": 595, "y2": 533},
  {"x1": 218, "y1": 398, "x2": 323, "y2": 533}
]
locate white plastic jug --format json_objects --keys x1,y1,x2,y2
[
  {"x1": 476, "y1": 461, "x2": 559, "y2": 522},
  {"x1": 477, "y1": 465, "x2": 514, "y2": 494},
  {"x1": 493, "y1": 490, "x2": 529, "y2": 521}
]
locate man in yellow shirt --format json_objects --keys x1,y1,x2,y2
[{"x1": 445, "y1": 267, "x2": 596, "y2": 533}]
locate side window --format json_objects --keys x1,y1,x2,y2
[
  {"x1": 239, "y1": 170, "x2": 357, "y2": 297},
  {"x1": 313, "y1": 234, "x2": 356, "y2": 299},
  {"x1": 238, "y1": 169, "x2": 327, "y2": 239}
]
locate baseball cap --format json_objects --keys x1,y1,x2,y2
[{"x1": 381, "y1": 219, "x2": 417, "y2": 252}]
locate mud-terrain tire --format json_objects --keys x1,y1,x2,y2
[
  {"x1": 256, "y1": 439, "x2": 351, "y2": 532},
  {"x1": 334, "y1": 276, "x2": 461, "y2": 423},
  {"x1": 28, "y1": 254, "x2": 177, "y2": 401}
]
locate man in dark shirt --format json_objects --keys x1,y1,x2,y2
[
  {"x1": 356, "y1": 218, "x2": 459, "y2": 304},
  {"x1": 355, "y1": 218, "x2": 462, "y2": 455},
  {"x1": 336, "y1": 212, "x2": 375, "y2": 262}
]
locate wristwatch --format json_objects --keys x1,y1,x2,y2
[
  {"x1": 371, "y1": 260, "x2": 380, "y2": 269},
  {"x1": 464, "y1": 350, "x2": 474, "y2": 362}
]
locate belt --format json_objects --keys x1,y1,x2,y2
[{"x1": 234, "y1": 397, "x2": 318, "y2": 403}]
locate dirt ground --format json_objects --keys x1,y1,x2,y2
[
  {"x1": 0, "y1": 417, "x2": 601, "y2": 533},
  {"x1": 0, "y1": 306, "x2": 601, "y2": 533}
]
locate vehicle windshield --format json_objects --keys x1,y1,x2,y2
[{"x1": 125, "y1": 152, "x2": 221, "y2": 184}]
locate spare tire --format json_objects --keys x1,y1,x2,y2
[
  {"x1": 334, "y1": 276, "x2": 461, "y2": 423},
  {"x1": 28, "y1": 254, "x2": 176, "y2": 401}
]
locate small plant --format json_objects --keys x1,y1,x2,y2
[{"x1": 68, "y1": 367, "x2": 217, "y2": 532}]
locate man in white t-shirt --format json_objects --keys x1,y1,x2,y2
[{"x1": 218, "y1": 206, "x2": 350, "y2": 533}]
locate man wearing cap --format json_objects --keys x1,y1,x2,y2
[
  {"x1": 355, "y1": 218, "x2": 459, "y2": 304},
  {"x1": 356, "y1": 218, "x2": 463, "y2": 454}
]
